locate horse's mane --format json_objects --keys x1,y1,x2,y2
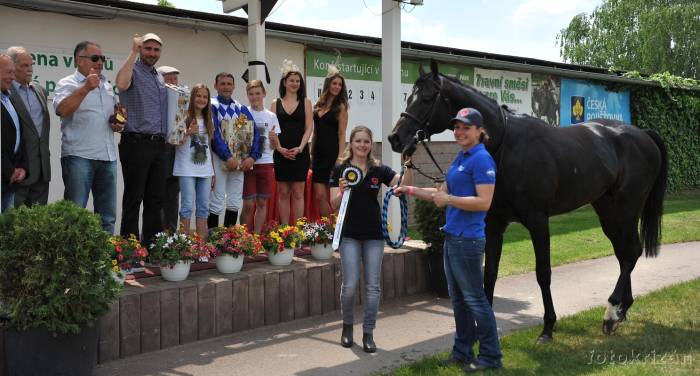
[{"x1": 437, "y1": 73, "x2": 519, "y2": 115}]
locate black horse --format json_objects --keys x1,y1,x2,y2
[{"x1": 388, "y1": 61, "x2": 667, "y2": 343}]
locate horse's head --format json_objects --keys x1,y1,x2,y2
[{"x1": 388, "y1": 61, "x2": 454, "y2": 157}]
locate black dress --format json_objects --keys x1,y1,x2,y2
[
  {"x1": 273, "y1": 99, "x2": 310, "y2": 182},
  {"x1": 311, "y1": 108, "x2": 339, "y2": 184}
]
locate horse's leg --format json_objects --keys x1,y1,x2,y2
[
  {"x1": 484, "y1": 213, "x2": 509, "y2": 306},
  {"x1": 526, "y1": 211, "x2": 556, "y2": 344},
  {"x1": 593, "y1": 199, "x2": 643, "y2": 334}
]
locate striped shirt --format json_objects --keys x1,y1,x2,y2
[{"x1": 118, "y1": 59, "x2": 168, "y2": 136}]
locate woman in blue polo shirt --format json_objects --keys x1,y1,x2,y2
[{"x1": 396, "y1": 108, "x2": 502, "y2": 372}]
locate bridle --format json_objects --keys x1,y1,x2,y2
[{"x1": 398, "y1": 76, "x2": 452, "y2": 183}]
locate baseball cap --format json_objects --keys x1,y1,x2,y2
[
  {"x1": 157, "y1": 66, "x2": 179, "y2": 75},
  {"x1": 141, "y1": 33, "x2": 163, "y2": 45},
  {"x1": 450, "y1": 107, "x2": 483, "y2": 128}
]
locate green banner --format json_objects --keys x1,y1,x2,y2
[
  {"x1": 307, "y1": 50, "x2": 474, "y2": 85},
  {"x1": 402, "y1": 61, "x2": 474, "y2": 85},
  {"x1": 306, "y1": 50, "x2": 381, "y2": 81}
]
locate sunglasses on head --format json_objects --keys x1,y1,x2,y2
[{"x1": 79, "y1": 55, "x2": 107, "y2": 63}]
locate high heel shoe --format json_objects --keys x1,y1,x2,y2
[
  {"x1": 340, "y1": 324, "x2": 353, "y2": 348},
  {"x1": 362, "y1": 332, "x2": 376, "y2": 353}
]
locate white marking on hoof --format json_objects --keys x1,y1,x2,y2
[{"x1": 604, "y1": 302, "x2": 619, "y2": 321}]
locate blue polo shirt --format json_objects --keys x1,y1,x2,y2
[{"x1": 442, "y1": 143, "x2": 496, "y2": 238}]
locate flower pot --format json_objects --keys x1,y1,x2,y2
[
  {"x1": 5, "y1": 321, "x2": 99, "y2": 376},
  {"x1": 112, "y1": 270, "x2": 126, "y2": 284},
  {"x1": 160, "y1": 261, "x2": 192, "y2": 281},
  {"x1": 311, "y1": 243, "x2": 334, "y2": 260},
  {"x1": 268, "y1": 247, "x2": 294, "y2": 266},
  {"x1": 216, "y1": 254, "x2": 244, "y2": 274}
]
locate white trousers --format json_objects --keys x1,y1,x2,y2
[{"x1": 209, "y1": 156, "x2": 244, "y2": 214}]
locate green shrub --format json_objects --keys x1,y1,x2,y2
[
  {"x1": 0, "y1": 201, "x2": 121, "y2": 335},
  {"x1": 413, "y1": 199, "x2": 446, "y2": 253}
]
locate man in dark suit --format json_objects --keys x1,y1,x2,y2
[
  {"x1": 1, "y1": 54, "x2": 27, "y2": 212},
  {"x1": 7, "y1": 47, "x2": 51, "y2": 206}
]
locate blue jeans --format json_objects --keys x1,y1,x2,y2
[
  {"x1": 61, "y1": 156, "x2": 117, "y2": 234},
  {"x1": 1, "y1": 189, "x2": 14, "y2": 212},
  {"x1": 179, "y1": 176, "x2": 212, "y2": 219},
  {"x1": 444, "y1": 234, "x2": 502, "y2": 367},
  {"x1": 339, "y1": 237, "x2": 384, "y2": 333}
]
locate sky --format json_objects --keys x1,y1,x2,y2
[{"x1": 132, "y1": 0, "x2": 604, "y2": 63}]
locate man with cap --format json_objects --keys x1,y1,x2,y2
[
  {"x1": 156, "y1": 64, "x2": 181, "y2": 232},
  {"x1": 394, "y1": 107, "x2": 502, "y2": 372},
  {"x1": 157, "y1": 65, "x2": 179, "y2": 86},
  {"x1": 116, "y1": 33, "x2": 168, "y2": 244}
]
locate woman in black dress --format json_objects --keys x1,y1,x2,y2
[
  {"x1": 270, "y1": 60, "x2": 313, "y2": 224},
  {"x1": 311, "y1": 72, "x2": 348, "y2": 217}
]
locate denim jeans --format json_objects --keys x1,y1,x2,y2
[
  {"x1": 339, "y1": 237, "x2": 385, "y2": 333},
  {"x1": 1, "y1": 189, "x2": 14, "y2": 212},
  {"x1": 61, "y1": 156, "x2": 117, "y2": 234},
  {"x1": 179, "y1": 176, "x2": 212, "y2": 219},
  {"x1": 443, "y1": 234, "x2": 502, "y2": 368}
]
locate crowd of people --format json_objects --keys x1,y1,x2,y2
[
  {"x1": 0, "y1": 33, "x2": 351, "y2": 243},
  {"x1": 0, "y1": 32, "x2": 502, "y2": 370}
]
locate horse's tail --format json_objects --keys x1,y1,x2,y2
[{"x1": 640, "y1": 129, "x2": 667, "y2": 258}]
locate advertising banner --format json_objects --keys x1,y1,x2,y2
[
  {"x1": 0, "y1": 43, "x2": 126, "y2": 98},
  {"x1": 473, "y1": 67, "x2": 532, "y2": 115},
  {"x1": 531, "y1": 74, "x2": 560, "y2": 126},
  {"x1": 559, "y1": 78, "x2": 631, "y2": 126},
  {"x1": 306, "y1": 50, "x2": 474, "y2": 141}
]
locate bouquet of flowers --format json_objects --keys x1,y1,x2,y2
[
  {"x1": 222, "y1": 113, "x2": 254, "y2": 166},
  {"x1": 209, "y1": 225, "x2": 263, "y2": 258},
  {"x1": 260, "y1": 222, "x2": 304, "y2": 255},
  {"x1": 166, "y1": 84, "x2": 190, "y2": 145},
  {"x1": 149, "y1": 232, "x2": 210, "y2": 266},
  {"x1": 108, "y1": 234, "x2": 149, "y2": 273},
  {"x1": 298, "y1": 216, "x2": 334, "y2": 246}
]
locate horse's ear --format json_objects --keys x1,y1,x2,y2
[
  {"x1": 430, "y1": 59, "x2": 439, "y2": 77},
  {"x1": 418, "y1": 64, "x2": 426, "y2": 77}
]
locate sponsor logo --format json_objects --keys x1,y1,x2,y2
[{"x1": 571, "y1": 96, "x2": 585, "y2": 124}]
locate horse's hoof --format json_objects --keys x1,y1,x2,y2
[
  {"x1": 602, "y1": 319, "x2": 619, "y2": 335},
  {"x1": 536, "y1": 334, "x2": 553, "y2": 344}
]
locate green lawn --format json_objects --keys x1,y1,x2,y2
[
  {"x1": 386, "y1": 278, "x2": 700, "y2": 376},
  {"x1": 408, "y1": 191, "x2": 700, "y2": 277}
]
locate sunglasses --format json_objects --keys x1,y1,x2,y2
[{"x1": 79, "y1": 55, "x2": 107, "y2": 63}]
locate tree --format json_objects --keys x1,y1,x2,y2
[
  {"x1": 557, "y1": 0, "x2": 700, "y2": 79},
  {"x1": 157, "y1": 0, "x2": 175, "y2": 8}
]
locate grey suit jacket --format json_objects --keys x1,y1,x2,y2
[{"x1": 10, "y1": 83, "x2": 51, "y2": 185}]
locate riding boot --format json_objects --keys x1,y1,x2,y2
[
  {"x1": 207, "y1": 213, "x2": 219, "y2": 229},
  {"x1": 340, "y1": 324, "x2": 353, "y2": 348},
  {"x1": 362, "y1": 332, "x2": 376, "y2": 353},
  {"x1": 224, "y1": 210, "x2": 238, "y2": 227}
]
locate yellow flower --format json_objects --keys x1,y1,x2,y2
[
  {"x1": 290, "y1": 242, "x2": 296, "y2": 249},
  {"x1": 112, "y1": 260, "x2": 118, "y2": 266},
  {"x1": 112, "y1": 266, "x2": 119, "y2": 273}
]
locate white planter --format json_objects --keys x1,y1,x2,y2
[
  {"x1": 216, "y1": 254, "x2": 244, "y2": 274},
  {"x1": 160, "y1": 261, "x2": 192, "y2": 282},
  {"x1": 268, "y1": 247, "x2": 294, "y2": 266},
  {"x1": 311, "y1": 243, "x2": 334, "y2": 260},
  {"x1": 111, "y1": 270, "x2": 126, "y2": 285}
]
